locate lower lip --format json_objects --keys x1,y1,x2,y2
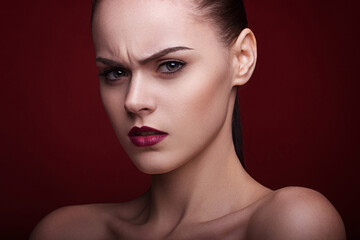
[{"x1": 129, "y1": 134, "x2": 168, "y2": 147}]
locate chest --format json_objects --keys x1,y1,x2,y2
[{"x1": 109, "y1": 214, "x2": 250, "y2": 240}]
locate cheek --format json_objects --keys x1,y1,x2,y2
[
  {"x1": 182, "y1": 62, "x2": 231, "y2": 123},
  {"x1": 100, "y1": 83, "x2": 128, "y2": 136},
  {"x1": 167, "y1": 62, "x2": 233, "y2": 150}
]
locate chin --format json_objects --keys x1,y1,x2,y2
[{"x1": 129, "y1": 152, "x2": 185, "y2": 175}]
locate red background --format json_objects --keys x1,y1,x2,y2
[{"x1": 1, "y1": 0, "x2": 359, "y2": 239}]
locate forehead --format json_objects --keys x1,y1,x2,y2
[{"x1": 92, "y1": 0, "x2": 221, "y2": 61}]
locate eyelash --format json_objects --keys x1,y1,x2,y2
[
  {"x1": 98, "y1": 68, "x2": 128, "y2": 82},
  {"x1": 98, "y1": 60, "x2": 186, "y2": 82},
  {"x1": 158, "y1": 60, "x2": 186, "y2": 75}
]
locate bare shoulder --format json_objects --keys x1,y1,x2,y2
[
  {"x1": 30, "y1": 195, "x2": 148, "y2": 240},
  {"x1": 247, "y1": 187, "x2": 346, "y2": 240},
  {"x1": 29, "y1": 204, "x2": 114, "y2": 240}
]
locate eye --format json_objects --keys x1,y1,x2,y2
[
  {"x1": 158, "y1": 61, "x2": 185, "y2": 74},
  {"x1": 99, "y1": 67, "x2": 129, "y2": 81}
]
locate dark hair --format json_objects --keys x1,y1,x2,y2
[
  {"x1": 91, "y1": 0, "x2": 247, "y2": 167},
  {"x1": 194, "y1": 1, "x2": 248, "y2": 167}
]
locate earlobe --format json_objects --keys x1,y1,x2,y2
[{"x1": 231, "y1": 28, "x2": 257, "y2": 86}]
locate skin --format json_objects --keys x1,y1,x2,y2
[{"x1": 30, "y1": 0, "x2": 346, "y2": 239}]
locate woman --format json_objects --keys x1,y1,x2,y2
[{"x1": 31, "y1": 0, "x2": 346, "y2": 239}]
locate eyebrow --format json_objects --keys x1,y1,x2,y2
[
  {"x1": 95, "y1": 57, "x2": 124, "y2": 67},
  {"x1": 96, "y1": 46, "x2": 193, "y2": 66}
]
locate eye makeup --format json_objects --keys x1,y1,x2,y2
[
  {"x1": 99, "y1": 67, "x2": 129, "y2": 81},
  {"x1": 157, "y1": 60, "x2": 186, "y2": 75}
]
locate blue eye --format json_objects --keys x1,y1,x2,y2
[
  {"x1": 158, "y1": 61, "x2": 185, "y2": 74},
  {"x1": 99, "y1": 68, "x2": 129, "y2": 81}
]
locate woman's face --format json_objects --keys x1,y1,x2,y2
[{"x1": 92, "y1": 0, "x2": 237, "y2": 174}]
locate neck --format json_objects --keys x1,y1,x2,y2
[
  {"x1": 138, "y1": 92, "x2": 269, "y2": 230},
  {"x1": 143, "y1": 126, "x2": 256, "y2": 229}
]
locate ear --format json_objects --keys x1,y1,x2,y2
[{"x1": 231, "y1": 28, "x2": 257, "y2": 86}]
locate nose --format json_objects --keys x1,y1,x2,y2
[{"x1": 124, "y1": 74, "x2": 156, "y2": 117}]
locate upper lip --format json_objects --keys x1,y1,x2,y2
[{"x1": 128, "y1": 126, "x2": 168, "y2": 137}]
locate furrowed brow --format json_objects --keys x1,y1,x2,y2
[
  {"x1": 95, "y1": 46, "x2": 193, "y2": 67},
  {"x1": 139, "y1": 46, "x2": 193, "y2": 65},
  {"x1": 95, "y1": 57, "x2": 124, "y2": 67}
]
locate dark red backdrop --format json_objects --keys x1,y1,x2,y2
[{"x1": 1, "y1": 0, "x2": 359, "y2": 239}]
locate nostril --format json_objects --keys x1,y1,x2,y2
[
  {"x1": 124, "y1": 88, "x2": 156, "y2": 116},
  {"x1": 126, "y1": 110, "x2": 136, "y2": 118},
  {"x1": 124, "y1": 104, "x2": 136, "y2": 117},
  {"x1": 124, "y1": 100, "x2": 154, "y2": 117}
]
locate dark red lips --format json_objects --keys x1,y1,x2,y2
[{"x1": 128, "y1": 126, "x2": 168, "y2": 147}]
